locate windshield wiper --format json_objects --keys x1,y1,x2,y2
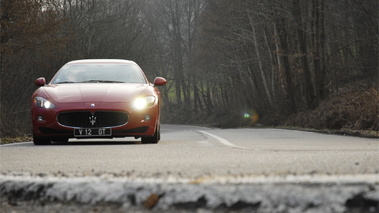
[
  {"x1": 79, "y1": 80, "x2": 125, "y2": 83},
  {"x1": 99, "y1": 80, "x2": 125, "y2": 83},
  {"x1": 56, "y1": 81, "x2": 75, "y2": 84},
  {"x1": 78, "y1": 80, "x2": 101, "y2": 83}
]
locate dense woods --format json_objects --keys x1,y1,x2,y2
[{"x1": 1, "y1": 0, "x2": 378, "y2": 137}]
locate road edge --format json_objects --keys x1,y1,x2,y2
[{"x1": 1, "y1": 174, "x2": 378, "y2": 212}]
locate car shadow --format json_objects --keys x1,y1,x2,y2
[{"x1": 51, "y1": 140, "x2": 142, "y2": 146}]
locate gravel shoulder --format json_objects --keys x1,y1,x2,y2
[{"x1": 1, "y1": 174, "x2": 378, "y2": 213}]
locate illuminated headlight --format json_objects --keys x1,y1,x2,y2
[
  {"x1": 34, "y1": 97, "x2": 56, "y2": 109},
  {"x1": 132, "y1": 96, "x2": 155, "y2": 110}
]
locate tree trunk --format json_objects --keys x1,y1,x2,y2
[
  {"x1": 313, "y1": 0, "x2": 327, "y2": 103},
  {"x1": 293, "y1": 0, "x2": 316, "y2": 109},
  {"x1": 250, "y1": 19, "x2": 273, "y2": 106},
  {"x1": 275, "y1": 18, "x2": 296, "y2": 113}
]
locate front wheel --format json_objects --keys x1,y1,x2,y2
[
  {"x1": 141, "y1": 125, "x2": 160, "y2": 144},
  {"x1": 33, "y1": 135, "x2": 51, "y2": 145}
]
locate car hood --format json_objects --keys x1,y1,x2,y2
[{"x1": 42, "y1": 83, "x2": 148, "y2": 103}]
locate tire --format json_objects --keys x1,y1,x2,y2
[
  {"x1": 141, "y1": 124, "x2": 160, "y2": 144},
  {"x1": 33, "y1": 135, "x2": 51, "y2": 145}
]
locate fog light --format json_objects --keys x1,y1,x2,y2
[
  {"x1": 144, "y1": 115, "x2": 151, "y2": 121},
  {"x1": 37, "y1": 116, "x2": 44, "y2": 122}
]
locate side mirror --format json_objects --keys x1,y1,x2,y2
[
  {"x1": 153, "y1": 77, "x2": 167, "y2": 86},
  {"x1": 34, "y1": 77, "x2": 46, "y2": 87}
]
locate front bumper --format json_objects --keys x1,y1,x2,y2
[{"x1": 32, "y1": 103, "x2": 159, "y2": 139}]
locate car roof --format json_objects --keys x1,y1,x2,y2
[{"x1": 66, "y1": 59, "x2": 137, "y2": 64}]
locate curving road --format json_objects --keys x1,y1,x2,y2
[
  {"x1": 1, "y1": 124, "x2": 379, "y2": 212},
  {"x1": 1, "y1": 124, "x2": 378, "y2": 178}
]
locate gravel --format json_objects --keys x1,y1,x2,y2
[{"x1": 1, "y1": 173, "x2": 378, "y2": 213}]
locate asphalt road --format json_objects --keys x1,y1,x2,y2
[
  {"x1": 1, "y1": 124, "x2": 378, "y2": 178},
  {"x1": 1, "y1": 125, "x2": 379, "y2": 212}
]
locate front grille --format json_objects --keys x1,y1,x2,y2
[{"x1": 58, "y1": 111, "x2": 128, "y2": 128}]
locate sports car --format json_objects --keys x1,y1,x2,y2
[{"x1": 31, "y1": 59, "x2": 166, "y2": 145}]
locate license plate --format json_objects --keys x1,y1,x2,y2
[{"x1": 74, "y1": 128, "x2": 112, "y2": 137}]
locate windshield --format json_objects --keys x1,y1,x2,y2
[{"x1": 51, "y1": 63, "x2": 147, "y2": 84}]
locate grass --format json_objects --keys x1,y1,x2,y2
[
  {"x1": 274, "y1": 126, "x2": 379, "y2": 138},
  {"x1": 282, "y1": 88, "x2": 378, "y2": 133},
  {"x1": 1, "y1": 137, "x2": 32, "y2": 145}
]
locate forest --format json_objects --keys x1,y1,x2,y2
[{"x1": 1, "y1": 0, "x2": 378, "y2": 138}]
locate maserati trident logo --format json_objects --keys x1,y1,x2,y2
[{"x1": 89, "y1": 112, "x2": 96, "y2": 126}]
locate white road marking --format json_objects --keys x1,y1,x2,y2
[{"x1": 197, "y1": 130, "x2": 245, "y2": 149}]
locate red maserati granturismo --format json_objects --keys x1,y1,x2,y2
[{"x1": 31, "y1": 59, "x2": 166, "y2": 145}]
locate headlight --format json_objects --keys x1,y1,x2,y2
[
  {"x1": 34, "y1": 97, "x2": 56, "y2": 109},
  {"x1": 132, "y1": 96, "x2": 155, "y2": 110}
]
